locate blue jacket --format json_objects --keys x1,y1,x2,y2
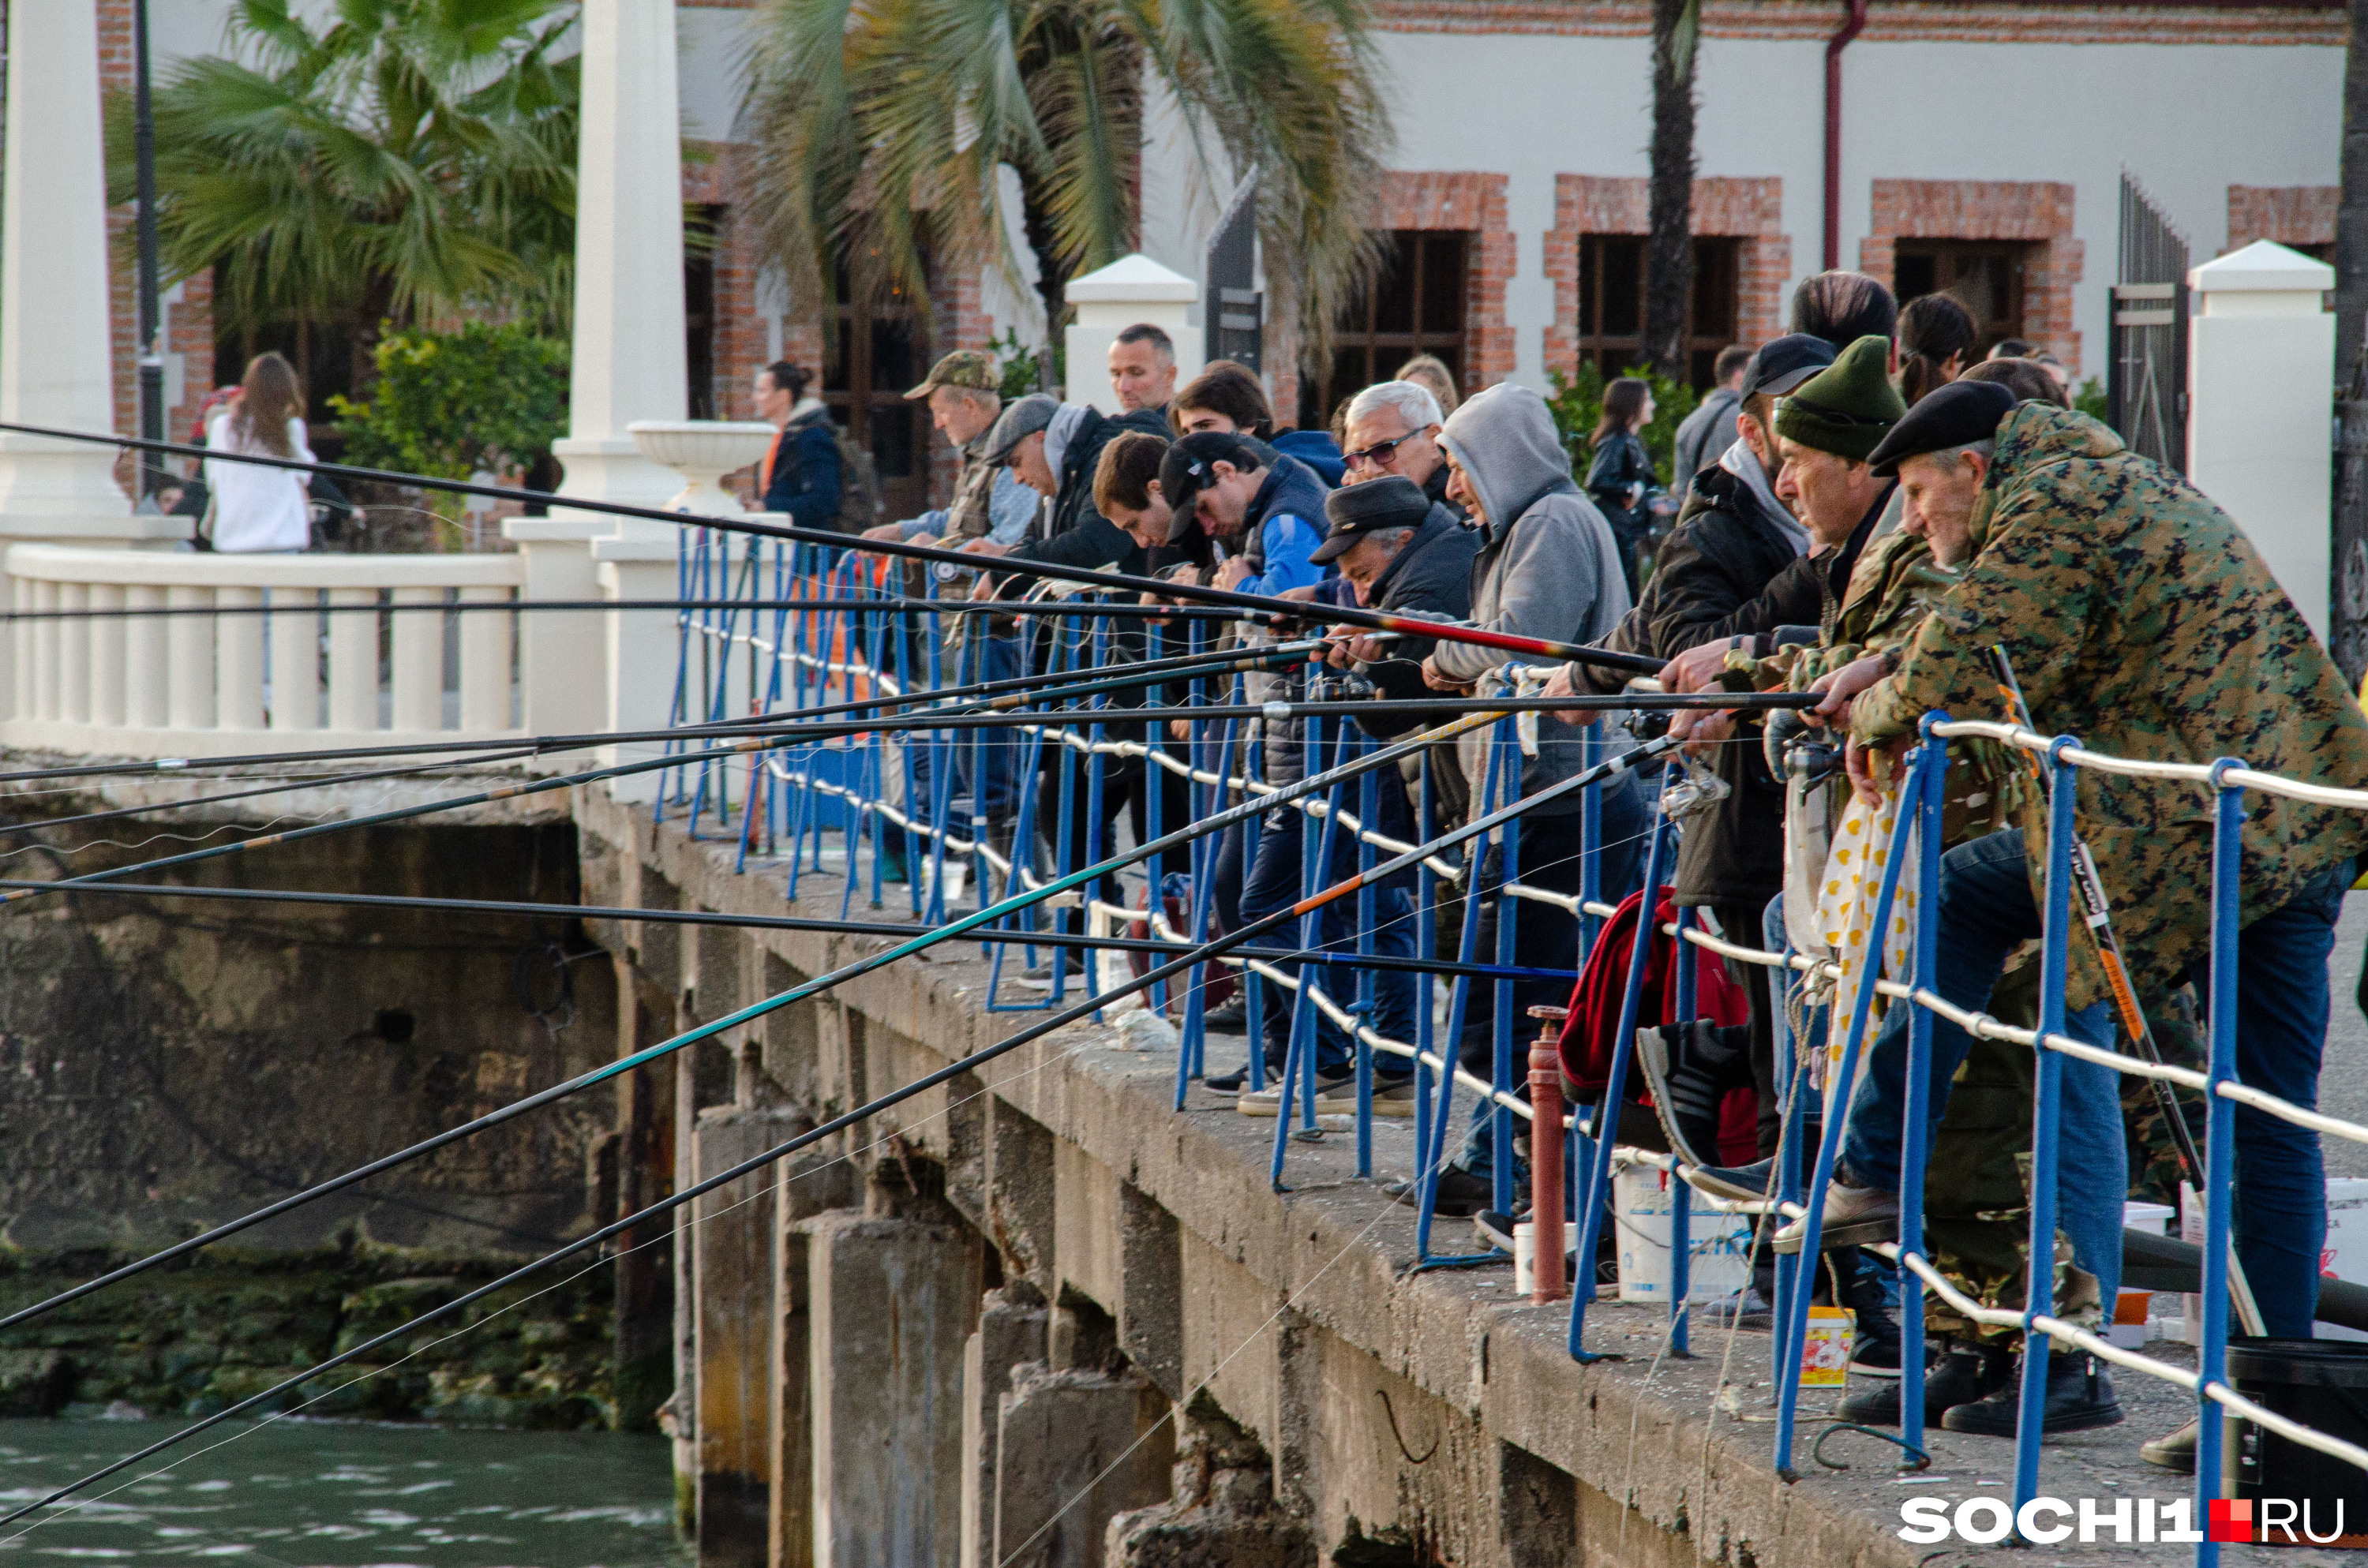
[
  {"x1": 1235, "y1": 455, "x2": 1332, "y2": 597},
  {"x1": 762, "y1": 406, "x2": 842, "y2": 528},
  {"x1": 1271, "y1": 429, "x2": 1346, "y2": 488}
]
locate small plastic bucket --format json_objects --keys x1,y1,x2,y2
[
  {"x1": 1609, "y1": 1155, "x2": 1753, "y2": 1304},
  {"x1": 2224, "y1": 1336, "x2": 2368, "y2": 1547}
]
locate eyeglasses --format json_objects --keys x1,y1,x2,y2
[{"x1": 1343, "y1": 433, "x2": 1414, "y2": 470}]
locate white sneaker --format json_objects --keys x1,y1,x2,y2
[
  {"x1": 1771, "y1": 1181, "x2": 1900, "y2": 1254},
  {"x1": 1238, "y1": 1071, "x2": 1418, "y2": 1118}
]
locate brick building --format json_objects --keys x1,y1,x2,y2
[{"x1": 99, "y1": 0, "x2": 2346, "y2": 515}]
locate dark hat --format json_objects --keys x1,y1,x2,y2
[
  {"x1": 980, "y1": 393, "x2": 1058, "y2": 465},
  {"x1": 1865, "y1": 380, "x2": 2017, "y2": 477},
  {"x1": 1738, "y1": 334, "x2": 1835, "y2": 402},
  {"x1": 905, "y1": 348, "x2": 999, "y2": 400},
  {"x1": 1311, "y1": 476, "x2": 1430, "y2": 564},
  {"x1": 1156, "y1": 432, "x2": 1269, "y2": 542},
  {"x1": 1773, "y1": 335, "x2": 1906, "y2": 462}
]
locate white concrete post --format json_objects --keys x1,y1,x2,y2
[
  {"x1": 2186, "y1": 239, "x2": 2338, "y2": 641},
  {"x1": 1063, "y1": 255, "x2": 1204, "y2": 415}
]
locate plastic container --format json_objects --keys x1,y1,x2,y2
[
  {"x1": 2224, "y1": 1337, "x2": 2368, "y2": 1546},
  {"x1": 1611, "y1": 1155, "x2": 1753, "y2": 1304}
]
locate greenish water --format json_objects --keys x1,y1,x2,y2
[{"x1": 0, "y1": 1418, "x2": 683, "y2": 1566}]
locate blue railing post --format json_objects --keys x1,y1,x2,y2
[
  {"x1": 1669, "y1": 905, "x2": 1697, "y2": 1355},
  {"x1": 1897, "y1": 716, "x2": 1950, "y2": 1467},
  {"x1": 1354, "y1": 729, "x2": 1381, "y2": 1177},
  {"x1": 2012, "y1": 739, "x2": 2081, "y2": 1522},
  {"x1": 2196, "y1": 762, "x2": 2248, "y2": 1568},
  {"x1": 1490, "y1": 714, "x2": 1523, "y2": 1221}
]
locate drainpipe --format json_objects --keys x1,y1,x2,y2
[{"x1": 1823, "y1": 0, "x2": 1869, "y2": 271}]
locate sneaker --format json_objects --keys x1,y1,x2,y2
[
  {"x1": 1199, "y1": 997, "x2": 1249, "y2": 1035},
  {"x1": 1848, "y1": 1323, "x2": 1903, "y2": 1378},
  {"x1": 1835, "y1": 1342, "x2": 2002, "y2": 1426},
  {"x1": 1772, "y1": 1178, "x2": 1900, "y2": 1254},
  {"x1": 1015, "y1": 954, "x2": 1086, "y2": 991},
  {"x1": 1238, "y1": 1068, "x2": 1418, "y2": 1118},
  {"x1": 2139, "y1": 1417, "x2": 2198, "y2": 1473},
  {"x1": 1635, "y1": 1021, "x2": 1733, "y2": 1169},
  {"x1": 1688, "y1": 1158, "x2": 1777, "y2": 1204},
  {"x1": 1696, "y1": 1288, "x2": 1774, "y2": 1330},
  {"x1": 1385, "y1": 1166, "x2": 1493, "y2": 1218},
  {"x1": 1941, "y1": 1352, "x2": 2124, "y2": 1437},
  {"x1": 1473, "y1": 1208, "x2": 1521, "y2": 1254}
]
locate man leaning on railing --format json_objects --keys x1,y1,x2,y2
[{"x1": 1796, "y1": 380, "x2": 2368, "y2": 1454}]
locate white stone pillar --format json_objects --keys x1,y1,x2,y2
[
  {"x1": 549, "y1": 0, "x2": 691, "y2": 530},
  {"x1": 2186, "y1": 240, "x2": 2338, "y2": 642},
  {"x1": 1064, "y1": 255, "x2": 1204, "y2": 415}
]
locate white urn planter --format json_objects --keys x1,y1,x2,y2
[{"x1": 627, "y1": 420, "x2": 777, "y2": 515}]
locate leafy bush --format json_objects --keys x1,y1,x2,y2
[
  {"x1": 989, "y1": 325, "x2": 1060, "y2": 402},
  {"x1": 330, "y1": 323, "x2": 568, "y2": 520},
  {"x1": 1544, "y1": 361, "x2": 1701, "y2": 485},
  {"x1": 2073, "y1": 375, "x2": 2109, "y2": 425}
]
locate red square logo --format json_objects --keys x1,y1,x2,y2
[{"x1": 2209, "y1": 1499, "x2": 2254, "y2": 1543}]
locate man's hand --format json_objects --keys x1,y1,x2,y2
[
  {"x1": 1278, "y1": 584, "x2": 1319, "y2": 603},
  {"x1": 1542, "y1": 661, "x2": 1594, "y2": 723},
  {"x1": 1669, "y1": 705, "x2": 1737, "y2": 751},
  {"x1": 907, "y1": 533, "x2": 940, "y2": 552},
  {"x1": 1327, "y1": 627, "x2": 1389, "y2": 668},
  {"x1": 1213, "y1": 557, "x2": 1251, "y2": 591},
  {"x1": 1421, "y1": 655, "x2": 1473, "y2": 694},
  {"x1": 861, "y1": 522, "x2": 903, "y2": 543},
  {"x1": 1165, "y1": 565, "x2": 1201, "y2": 590},
  {"x1": 1660, "y1": 641, "x2": 1736, "y2": 694},
  {"x1": 1845, "y1": 734, "x2": 1911, "y2": 807},
  {"x1": 959, "y1": 537, "x2": 1010, "y2": 558},
  {"x1": 1808, "y1": 653, "x2": 1887, "y2": 728}
]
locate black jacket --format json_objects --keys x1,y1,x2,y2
[
  {"x1": 1004, "y1": 405, "x2": 1171, "y2": 578},
  {"x1": 1353, "y1": 503, "x2": 1482, "y2": 729},
  {"x1": 1584, "y1": 429, "x2": 1658, "y2": 541}
]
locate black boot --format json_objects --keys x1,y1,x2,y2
[
  {"x1": 1942, "y1": 1349, "x2": 2124, "y2": 1436},
  {"x1": 1835, "y1": 1339, "x2": 2004, "y2": 1426}
]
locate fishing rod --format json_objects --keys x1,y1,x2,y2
[
  {"x1": 3, "y1": 419, "x2": 1665, "y2": 676},
  {"x1": 0, "y1": 596, "x2": 1263, "y2": 623},
  {"x1": 0, "y1": 730, "x2": 1674, "y2": 1527},
  {"x1": 0, "y1": 704, "x2": 1510, "y2": 1335},
  {"x1": 0, "y1": 878, "x2": 1582, "y2": 985},
  {"x1": 0, "y1": 636, "x2": 1318, "y2": 787}
]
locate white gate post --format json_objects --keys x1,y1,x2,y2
[
  {"x1": 1063, "y1": 255, "x2": 1205, "y2": 415},
  {"x1": 2186, "y1": 239, "x2": 2337, "y2": 642}
]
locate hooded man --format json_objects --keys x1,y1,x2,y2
[
  {"x1": 1396, "y1": 381, "x2": 1644, "y2": 1217},
  {"x1": 1798, "y1": 391, "x2": 2368, "y2": 1440}
]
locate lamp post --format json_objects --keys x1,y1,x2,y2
[{"x1": 132, "y1": 0, "x2": 163, "y2": 499}]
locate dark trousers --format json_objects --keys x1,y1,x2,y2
[
  {"x1": 1236, "y1": 807, "x2": 1417, "y2": 1073},
  {"x1": 1033, "y1": 738, "x2": 1191, "y2": 914}
]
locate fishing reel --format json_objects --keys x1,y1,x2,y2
[
  {"x1": 1306, "y1": 669, "x2": 1377, "y2": 705},
  {"x1": 1763, "y1": 705, "x2": 1843, "y2": 787},
  {"x1": 1623, "y1": 676, "x2": 1673, "y2": 741}
]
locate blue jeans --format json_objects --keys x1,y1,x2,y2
[
  {"x1": 1235, "y1": 807, "x2": 1416, "y2": 1073},
  {"x1": 1459, "y1": 769, "x2": 1652, "y2": 1182},
  {"x1": 1838, "y1": 829, "x2": 2124, "y2": 1308}
]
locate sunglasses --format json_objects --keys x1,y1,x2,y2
[{"x1": 1342, "y1": 433, "x2": 1416, "y2": 470}]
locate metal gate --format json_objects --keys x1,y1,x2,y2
[
  {"x1": 1205, "y1": 168, "x2": 1262, "y2": 374},
  {"x1": 2108, "y1": 174, "x2": 2188, "y2": 474}
]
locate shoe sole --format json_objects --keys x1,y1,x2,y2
[
  {"x1": 2138, "y1": 1439, "x2": 2197, "y2": 1473},
  {"x1": 1847, "y1": 1357, "x2": 1903, "y2": 1379},
  {"x1": 1237, "y1": 1098, "x2": 1417, "y2": 1119},
  {"x1": 1688, "y1": 1169, "x2": 1775, "y2": 1204},
  {"x1": 1772, "y1": 1214, "x2": 1899, "y2": 1255},
  {"x1": 1943, "y1": 1404, "x2": 2126, "y2": 1438},
  {"x1": 1634, "y1": 1028, "x2": 1719, "y2": 1171}
]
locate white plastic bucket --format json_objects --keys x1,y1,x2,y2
[{"x1": 1611, "y1": 1156, "x2": 1754, "y2": 1304}]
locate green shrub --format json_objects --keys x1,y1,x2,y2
[{"x1": 330, "y1": 323, "x2": 568, "y2": 522}]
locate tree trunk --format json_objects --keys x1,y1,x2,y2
[
  {"x1": 1643, "y1": 0, "x2": 1699, "y2": 384},
  {"x1": 1019, "y1": 173, "x2": 1070, "y2": 395},
  {"x1": 2337, "y1": 0, "x2": 2368, "y2": 393}
]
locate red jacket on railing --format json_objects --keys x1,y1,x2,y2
[{"x1": 1557, "y1": 885, "x2": 1757, "y2": 1166}]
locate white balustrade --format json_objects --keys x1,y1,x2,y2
[{"x1": 2, "y1": 545, "x2": 530, "y2": 759}]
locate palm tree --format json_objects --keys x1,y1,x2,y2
[
  {"x1": 107, "y1": 0, "x2": 579, "y2": 391},
  {"x1": 742, "y1": 0, "x2": 1392, "y2": 392},
  {"x1": 1641, "y1": 0, "x2": 1699, "y2": 384},
  {"x1": 2337, "y1": 0, "x2": 2368, "y2": 393}
]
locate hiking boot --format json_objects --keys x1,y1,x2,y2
[
  {"x1": 1696, "y1": 1288, "x2": 1774, "y2": 1330},
  {"x1": 1941, "y1": 1351, "x2": 2124, "y2": 1437},
  {"x1": 2140, "y1": 1418, "x2": 2198, "y2": 1473},
  {"x1": 1015, "y1": 954, "x2": 1085, "y2": 991},
  {"x1": 1773, "y1": 1176, "x2": 1900, "y2": 1254},
  {"x1": 1835, "y1": 1342, "x2": 2001, "y2": 1426},
  {"x1": 1386, "y1": 1166, "x2": 1493, "y2": 1218}
]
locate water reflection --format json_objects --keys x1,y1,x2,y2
[{"x1": 0, "y1": 1418, "x2": 682, "y2": 1567}]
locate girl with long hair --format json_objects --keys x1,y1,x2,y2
[
  {"x1": 203, "y1": 352, "x2": 317, "y2": 552},
  {"x1": 1896, "y1": 292, "x2": 1977, "y2": 406},
  {"x1": 1584, "y1": 375, "x2": 1661, "y2": 596}
]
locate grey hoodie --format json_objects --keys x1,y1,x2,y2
[{"x1": 1430, "y1": 382, "x2": 1634, "y2": 815}]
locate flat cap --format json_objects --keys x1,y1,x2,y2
[
  {"x1": 1738, "y1": 334, "x2": 1835, "y2": 402},
  {"x1": 980, "y1": 393, "x2": 1058, "y2": 465},
  {"x1": 905, "y1": 348, "x2": 1000, "y2": 400},
  {"x1": 1866, "y1": 380, "x2": 2017, "y2": 477},
  {"x1": 1773, "y1": 335, "x2": 1906, "y2": 462},
  {"x1": 1311, "y1": 475, "x2": 1430, "y2": 563}
]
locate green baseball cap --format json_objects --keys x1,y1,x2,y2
[
  {"x1": 905, "y1": 349, "x2": 999, "y2": 400},
  {"x1": 1773, "y1": 334, "x2": 1905, "y2": 462}
]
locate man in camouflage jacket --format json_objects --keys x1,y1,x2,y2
[{"x1": 1807, "y1": 387, "x2": 2368, "y2": 1357}]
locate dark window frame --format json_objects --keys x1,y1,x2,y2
[
  {"x1": 1303, "y1": 230, "x2": 1470, "y2": 430},
  {"x1": 1576, "y1": 233, "x2": 1742, "y2": 389}
]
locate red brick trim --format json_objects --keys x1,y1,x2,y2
[
  {"x1": 2226, "y1": 185, "x2": 2337, "y2": 253},
  {"x1": 1542, "y1": 175, "x2": 1789, "y2": 382},
  {"x1": 1368, "y1": 0, "x2": 2340, "y2": 45},
  {"x1": 1858, "y1": 178, "x2": 2084, "y2": 376}
]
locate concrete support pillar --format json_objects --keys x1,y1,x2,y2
[
  {"x1": 804, "y1": 1214, "x2": 972, "y2": 1568},
  {"x1": 553, "y1": 0, "x2": 691, "y2": 522},
  {"x1": 989, "y1": 1364, "x2": 1171, "y2": 1568},
  {"x1": 2186, "y1": 239, "x2": 2338, "y2": 640},
  {"x1": 1102, "y1": 1400, "x2": 1310, "y2": 1568},
  {"x1": 960, "y1": 1285, "x2": 1047, "y2": 1568},
  {"x1": 611, "y1": 955, "x2": 677, "y2": 1434},
  {"x1": 694, "y1": 1107, "x2": 811, "y2": 1568},
  {"x1": 767, "y1": 1154, "x2": 854, "y2": 1568},
  {"x1": 595, "y1": 547, "x2": 683, "y2": 799}
]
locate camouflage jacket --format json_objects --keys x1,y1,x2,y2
[{"x1": 1852, "y1": 403, "x2": 2368, "y2": 1008}]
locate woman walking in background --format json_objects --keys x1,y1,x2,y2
[
  {"x1": 203, "y1": 353, "x2": 314, "y2": 553},
  {"x1": 753, "y1": 360, "x2": 844, "y2": 527},
  {"x1": 1584, "y1": 375, "x2": 1660, "y2": 597}
]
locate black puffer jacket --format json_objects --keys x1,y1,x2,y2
[{"x1": 1004, "y1": 405, "x2": 1171, "y2": 578}]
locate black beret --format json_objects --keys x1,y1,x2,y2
[
  {"x1": 1866, "y1": 380, "x2": 2017, "y2": 477},
  {"x1": 1312, "y1": 476, "x2": 1430, "y2": 563}
]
